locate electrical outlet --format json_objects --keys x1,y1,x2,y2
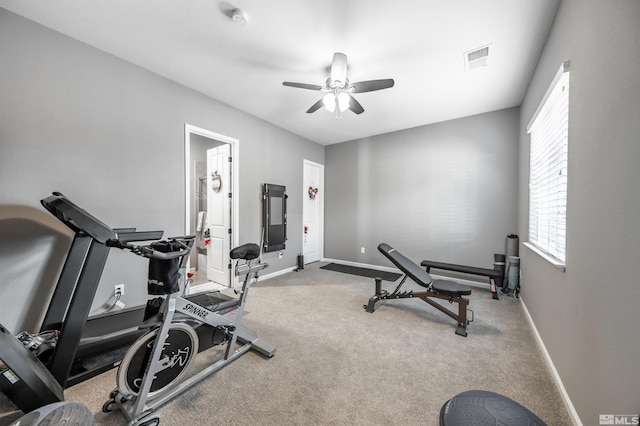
[
  {"x1": 361, "y1": 247, "x2": 365, "y2": 254},
  {"x1": 115, "y1": 284, "x2": 124, "y2": 296}
]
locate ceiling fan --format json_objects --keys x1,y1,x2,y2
[{"x1": 283, "y1": 52, "x2": 394, "y2": 118}]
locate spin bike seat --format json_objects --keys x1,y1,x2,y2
[{"x1": 230, "y1": 243, "x2": 260, "y2": 260}]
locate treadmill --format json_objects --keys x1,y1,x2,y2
[
  {"x1": 36, "y1": 192, "x2": 165, "y2": 388},
  {"x1": 0, "y1": 192, "x2": 234, "y2": 414}
]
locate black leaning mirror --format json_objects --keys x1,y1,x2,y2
[{"x1": 262, "y1": 183, "x2": 287, "y2": 252}]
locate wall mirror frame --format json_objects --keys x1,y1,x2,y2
[{"x1": 262, "y1": 183, "x2": 287, "y2": 253}]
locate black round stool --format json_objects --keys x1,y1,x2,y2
[{"x1": 440, "y1": 390, "x2": 547, "y2": 426}]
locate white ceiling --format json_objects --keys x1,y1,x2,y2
[{"x1": 0, "y1": 0, "x2": 559, "y2": 145}]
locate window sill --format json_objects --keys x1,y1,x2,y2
[{"x1": 523, "y1": 242, "x2": 566, "y2": 272}]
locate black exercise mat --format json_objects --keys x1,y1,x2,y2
[{"x1": 320, "y1": 263, "x2": 402, "y2": 282}]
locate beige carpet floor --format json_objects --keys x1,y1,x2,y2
[{"x1": 1, "y1": 262, "x2": 572, "y2": 425}]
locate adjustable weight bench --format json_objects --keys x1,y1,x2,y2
[{"x1": 364, "y1": 243, "x2": 473, "y2": 337}]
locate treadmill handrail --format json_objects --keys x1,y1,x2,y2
[
  {"x1": 106, "y1": 237, "x2": 194, "y2": 261},
  {"x1": 115, "y1": 229, "x2": 165, "y2": 243}
]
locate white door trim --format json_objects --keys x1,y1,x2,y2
[{"x1": 185, "y1": 124, "x2": 240, "y2": 288}]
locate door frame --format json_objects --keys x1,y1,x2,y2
[
  {"x1": 302, "y1": 159, "x2": 324, "y2": 263},
  {"x1": 185, "y1": 124, "x2": 240, "y2": 289}
]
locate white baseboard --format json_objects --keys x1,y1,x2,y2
[
  {"x1": 186, "y1": 265, "x2": 296, "y2": 293},
  {"x1": 260, "y1": 265, "x2": 297, "y2": 281},
  {"x1": 520, "y1": 297, "x2": 583, "y2": 426}
]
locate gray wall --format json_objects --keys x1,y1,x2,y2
[
  {"x1": 325, "y1": 108, "x2": 519, "y2": 271},
  {"x1": 517, "y1": 0, "x2": 640, "y2": 423},
  {"x1": 3, "y1": 3, "x2": 640, "y2": 423},
  {"x1": 0, "y1": 9, "x2": 323, "y2": 331}
]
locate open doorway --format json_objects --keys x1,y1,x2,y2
[{"x1": 184, "y1": 124, "x2": 240, "y2": 293}]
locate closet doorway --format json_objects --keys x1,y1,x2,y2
[{"x1": 184, "y1": 124, "x2": 239, "y2": 293}]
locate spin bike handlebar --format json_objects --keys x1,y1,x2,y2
[{"x1": 106, "y1": 237, "x2": 194, "y2": 260}]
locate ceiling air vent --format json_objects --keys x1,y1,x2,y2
[{"x1": 464, "y1": 44, "x2": 491, "y2": 72}]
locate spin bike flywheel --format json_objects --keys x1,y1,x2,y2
[{"x1": 117, "y1": 323, "x2": 198, "y2": 400}]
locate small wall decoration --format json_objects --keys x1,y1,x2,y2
[
  {"x1": 308, "y1": 186, "x2": 318, "y2": 199},
  {"x1": 211, "y1": 171, "x2": 222, "y2": 193}
]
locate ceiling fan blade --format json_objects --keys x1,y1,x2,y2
[
  {"x1": 283, "y1": 82, "x2": 324, "y2": 91},
  {"x1": 350, "y1": 79, "x2": 395, "y2": 93},
  {"x1": 347, "y1": 94, "x2": 364, "y2": 114},
  {"x1": 306, "y1": 98, "x2": 325, "y2": 113},
  {"x1": 330, "y1": 52, "x2": 348, "y2": 86}
]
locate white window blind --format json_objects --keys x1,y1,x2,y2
[{"x1": 527, "y1": 62, "x2": 570, "y2": 263}]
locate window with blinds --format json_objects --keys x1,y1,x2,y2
[{"x1": 527, "y1": 62, "x2": 570, "y2": 264}]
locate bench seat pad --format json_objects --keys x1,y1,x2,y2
[{"x1": 432, "y1": 279, "x2": 472, "y2": 296}]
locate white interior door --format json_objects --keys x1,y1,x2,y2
[
  {"x1": 206, "y1": 144, "x2": 231, "y2": 286},
  {"x1": 303, "y1": 160, "x2": 324, "y2": 264}
]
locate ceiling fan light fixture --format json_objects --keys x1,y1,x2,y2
[
  {"x1": 323, "y1": 93, "x2": 336, "y2": 112},
  {"x1": 337, "y1": 92, "x2": 350, "y2": 112},
  {"x1": 323, "y1": 92, "x2": 349, "y2": 113}
]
